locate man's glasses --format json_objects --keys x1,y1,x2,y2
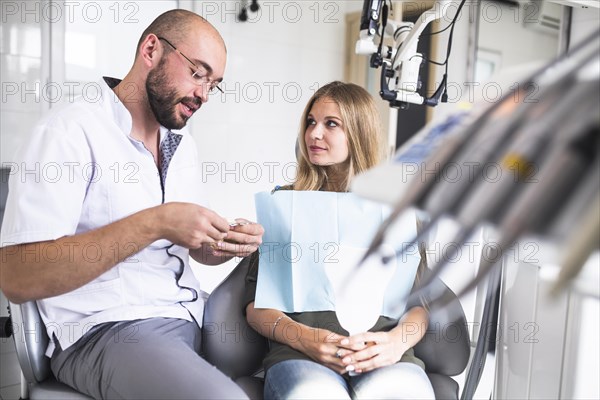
[{"x1": 157, "y1": 36, "x2": 223, "y2": 94}]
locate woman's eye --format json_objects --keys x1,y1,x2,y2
[
  {"x1": 307, "y1": 118, "x2": 316, "y2": 125},
  {"x1": 326, "y1": 120, "x2": 338, "y2": 128}
]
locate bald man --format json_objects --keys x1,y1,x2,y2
[{"x1": 0, "y1": 9, "x2": 261, "y2": 399}]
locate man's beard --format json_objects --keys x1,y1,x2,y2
[{"x1": 146, "y1": 59, "x2": 200, "y2": 130}]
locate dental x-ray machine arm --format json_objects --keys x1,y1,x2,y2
[{"x1": 356, "y1": 0, "x2": 455, "y2": 108}]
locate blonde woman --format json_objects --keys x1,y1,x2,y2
[{"x1": 244, "y1": 81, "x2": 434, "y2": 399}]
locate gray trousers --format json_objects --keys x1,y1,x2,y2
[{"x1": 51, "y1": 318, "x2": 249, "y2": 400}]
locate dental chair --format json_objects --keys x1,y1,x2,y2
[
  {"x1": 5, "y1": 300, "x2": 93, "y2": 399},
  {"x1": 3, "y1": 256, "x2": 469, "y2": 400},
  {"x1": 203, "y1": 257, "x2": 471, "y2": 400}
]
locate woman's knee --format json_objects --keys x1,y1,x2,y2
[
  {"x1": 352, "y1": 362, "x2": 435, "y2": 400},
  {"x1": 265, "y1": 360, "x2": 350, "y2": 400}
]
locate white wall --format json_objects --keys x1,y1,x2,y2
[
  {"x1": 425, "y1": 0, "x2": 573, "y2": 123},
  {"x1": 570, "y1": 3, "x2": 600, "y2": 46},
  {"x1": 0, "y1": 2, "x2": 45, "y2": 165},
  {"x1": 477, "y1": 1, "x2": 561, "y2": 68},
  {"x1": 564, "y1": 7, "x2": 599, "y2": 400}
]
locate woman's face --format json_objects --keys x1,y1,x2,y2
[{"x1": 304, "y1": 97, "x2": 349, "y2": 167}]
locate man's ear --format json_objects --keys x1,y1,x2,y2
[{"x1": 138, "y1": 34, "x2": 161, "y2": 68}]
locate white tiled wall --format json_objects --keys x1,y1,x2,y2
[
  {"x1": 0, "y1": 5, "x2": 45, "y2": 165},
  {"x1": 0, "y1": 9, "x2": 43, "y2": 397}
]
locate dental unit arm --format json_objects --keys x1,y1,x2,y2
[{"x1": 356, "y1": 0, "x2": 456, "y2": 108}]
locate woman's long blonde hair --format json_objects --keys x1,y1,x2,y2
[{"x1": 294, "y1": 81, "x2": 383, "y2": 192}]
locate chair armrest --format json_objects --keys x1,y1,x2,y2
[
  {"x1": 202, "y1": 257, "x2": 269, "y2": 379},
  {"x1": 413, "y1": 276, "x2": 471, "y2": 377},
  {"x1": 9, "y1": 301, "x2": 52, "y2": 383}
]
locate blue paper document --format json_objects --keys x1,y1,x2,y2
[{"x1": 254, "y1": 190, "x2": 421, "y2": 319}]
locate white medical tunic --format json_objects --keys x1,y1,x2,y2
[{"x1": 0, "y1": 77, "x2": 209, "y2": 356}]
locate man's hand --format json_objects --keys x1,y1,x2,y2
[
  {"x1": 210, "y1": 218, "x2": 264, "y2": 258},
  {"x1": 158, "y1": 202, "x2": 230, "y2": 248}
]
